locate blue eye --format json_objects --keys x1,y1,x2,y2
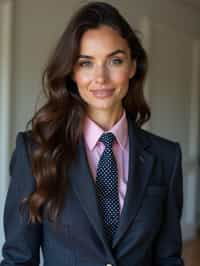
[
  {"x1": 79, "y1": 61, "x2": 93, "y2": 68},
  {"x1": 111, "y1": 58, "x2": 123, "y2": 65}
]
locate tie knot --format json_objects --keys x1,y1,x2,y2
[{"x1": 99, "y1": 132, "x2": 116, "y2": 148}]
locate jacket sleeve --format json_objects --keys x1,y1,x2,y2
[
  {"x1": 153, "y1": 143, "x2": 184, "y2": 266},
  {"x1": 0, "y1": 132, "x2": 42, "y2": 266}
]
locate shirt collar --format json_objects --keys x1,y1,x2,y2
[{"x1": 83, "y1": 110, "x2": 128, "y2": 151}]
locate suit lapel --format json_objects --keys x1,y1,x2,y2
[
  {"x1": 112, "y1": 116, "x2": 155, "y2": 248},
  {"x1": 68, "y1": 114, "x2": 155, "y2": 252},
  {"x1": 68, "y1": 137, "x2": 113, "y2": 257}
]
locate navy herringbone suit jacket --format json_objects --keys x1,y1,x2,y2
[{"x1": 1, "y1": 115, "x2": 184, "y2": 266}]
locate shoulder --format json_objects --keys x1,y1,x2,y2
[
  {"x1": 10, "y1": 130, "x2": 34, "y2": 176},
  {"x1": 127, "y1": 113, "x2": 181, "y2": 160},
  {"x1": 14, "y1": 130, "x2": 36, "y2": 158},
  {"x1": 134, "y1": 126, "x2": 182, "y2": 174},
  {"x1": 135, "y1": 127, "x2": 182, "y2": 188},
  {"x1": 139, "y1": 127, "x2": 181, "y2": 155},
  {"x1": 7, "y1": 131, "x2": 37, "y2": 195},
  {"x1": 15, "y1": 130, "x2": 34, "y2": 148}
]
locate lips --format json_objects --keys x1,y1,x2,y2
[{"x1": 90, "y1": 89, "x2": 114, "y2": 98}]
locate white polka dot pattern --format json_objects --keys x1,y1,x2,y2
[{"x1": 96, "y1": 132, "x2": 120, "y2": 245}]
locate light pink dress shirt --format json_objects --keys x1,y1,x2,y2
[{"x1": 83, "y1": 110, "x2": 129, "y2": 213}]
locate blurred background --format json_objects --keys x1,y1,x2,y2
[{"x1": 0, "y1": 0, "x2": 200, "y2": 265}]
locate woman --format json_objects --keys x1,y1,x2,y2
[{"x1": 1, "y1": 2, "x2": 184, "y2": 266}]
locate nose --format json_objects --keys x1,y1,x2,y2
[{"x1": 94, "y1": 64, "x2": 108, "y2": 84}]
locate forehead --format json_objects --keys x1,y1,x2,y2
[{"x1": 79, "y1": 25, "x2": 130, "y2": 55}]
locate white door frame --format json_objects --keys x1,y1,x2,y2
[
  {"x1": 183, "y1": 40, "x2": 200, "y2": 239},
  {"x1": 0, "y1": 0, "x2": 14, "y2": 253}
]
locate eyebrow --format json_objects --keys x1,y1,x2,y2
[{"x1": 77, "y1": 49, "x2": 127, "y2": 59}]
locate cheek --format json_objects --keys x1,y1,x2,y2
[
  {"x1": 111, "y1": 70, "x2": 131, "y2": 88},
  {"x1": 74, "y1": 72, "x2": 91, "y2": 89}
]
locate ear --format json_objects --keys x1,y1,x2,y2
[{"x1": 129, "y1": 60, "x2": 136, "y2": 79}]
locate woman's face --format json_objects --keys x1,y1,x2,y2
[{"x1": 73, "y1": 25, "x2": 136, "y2": 116}]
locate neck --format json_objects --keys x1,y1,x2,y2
[{"x1": 87, "y1": 107, "x2": 124, "y2": 131}]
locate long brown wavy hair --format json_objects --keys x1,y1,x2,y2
[{"x1": 25, "y1": 1, "x2": 151, "y2": 223}]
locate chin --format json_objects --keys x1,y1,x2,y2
[{"x1": 92, "y1": 102, "x2": 120, "y2": 112}]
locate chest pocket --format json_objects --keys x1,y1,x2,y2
[
  {"x1": 146, "y1": 185, "x2": 167, "y2": 196},
  {"x1": 133, "y1": 185, "x2": 167, "y2": 228},
  {"x1": 42, "y1": 219, "x2": 76, "y2": 266}
]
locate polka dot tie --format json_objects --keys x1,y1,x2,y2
[{"x1": 96, "y1": 132, "x2": 120, "y2": 245}]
